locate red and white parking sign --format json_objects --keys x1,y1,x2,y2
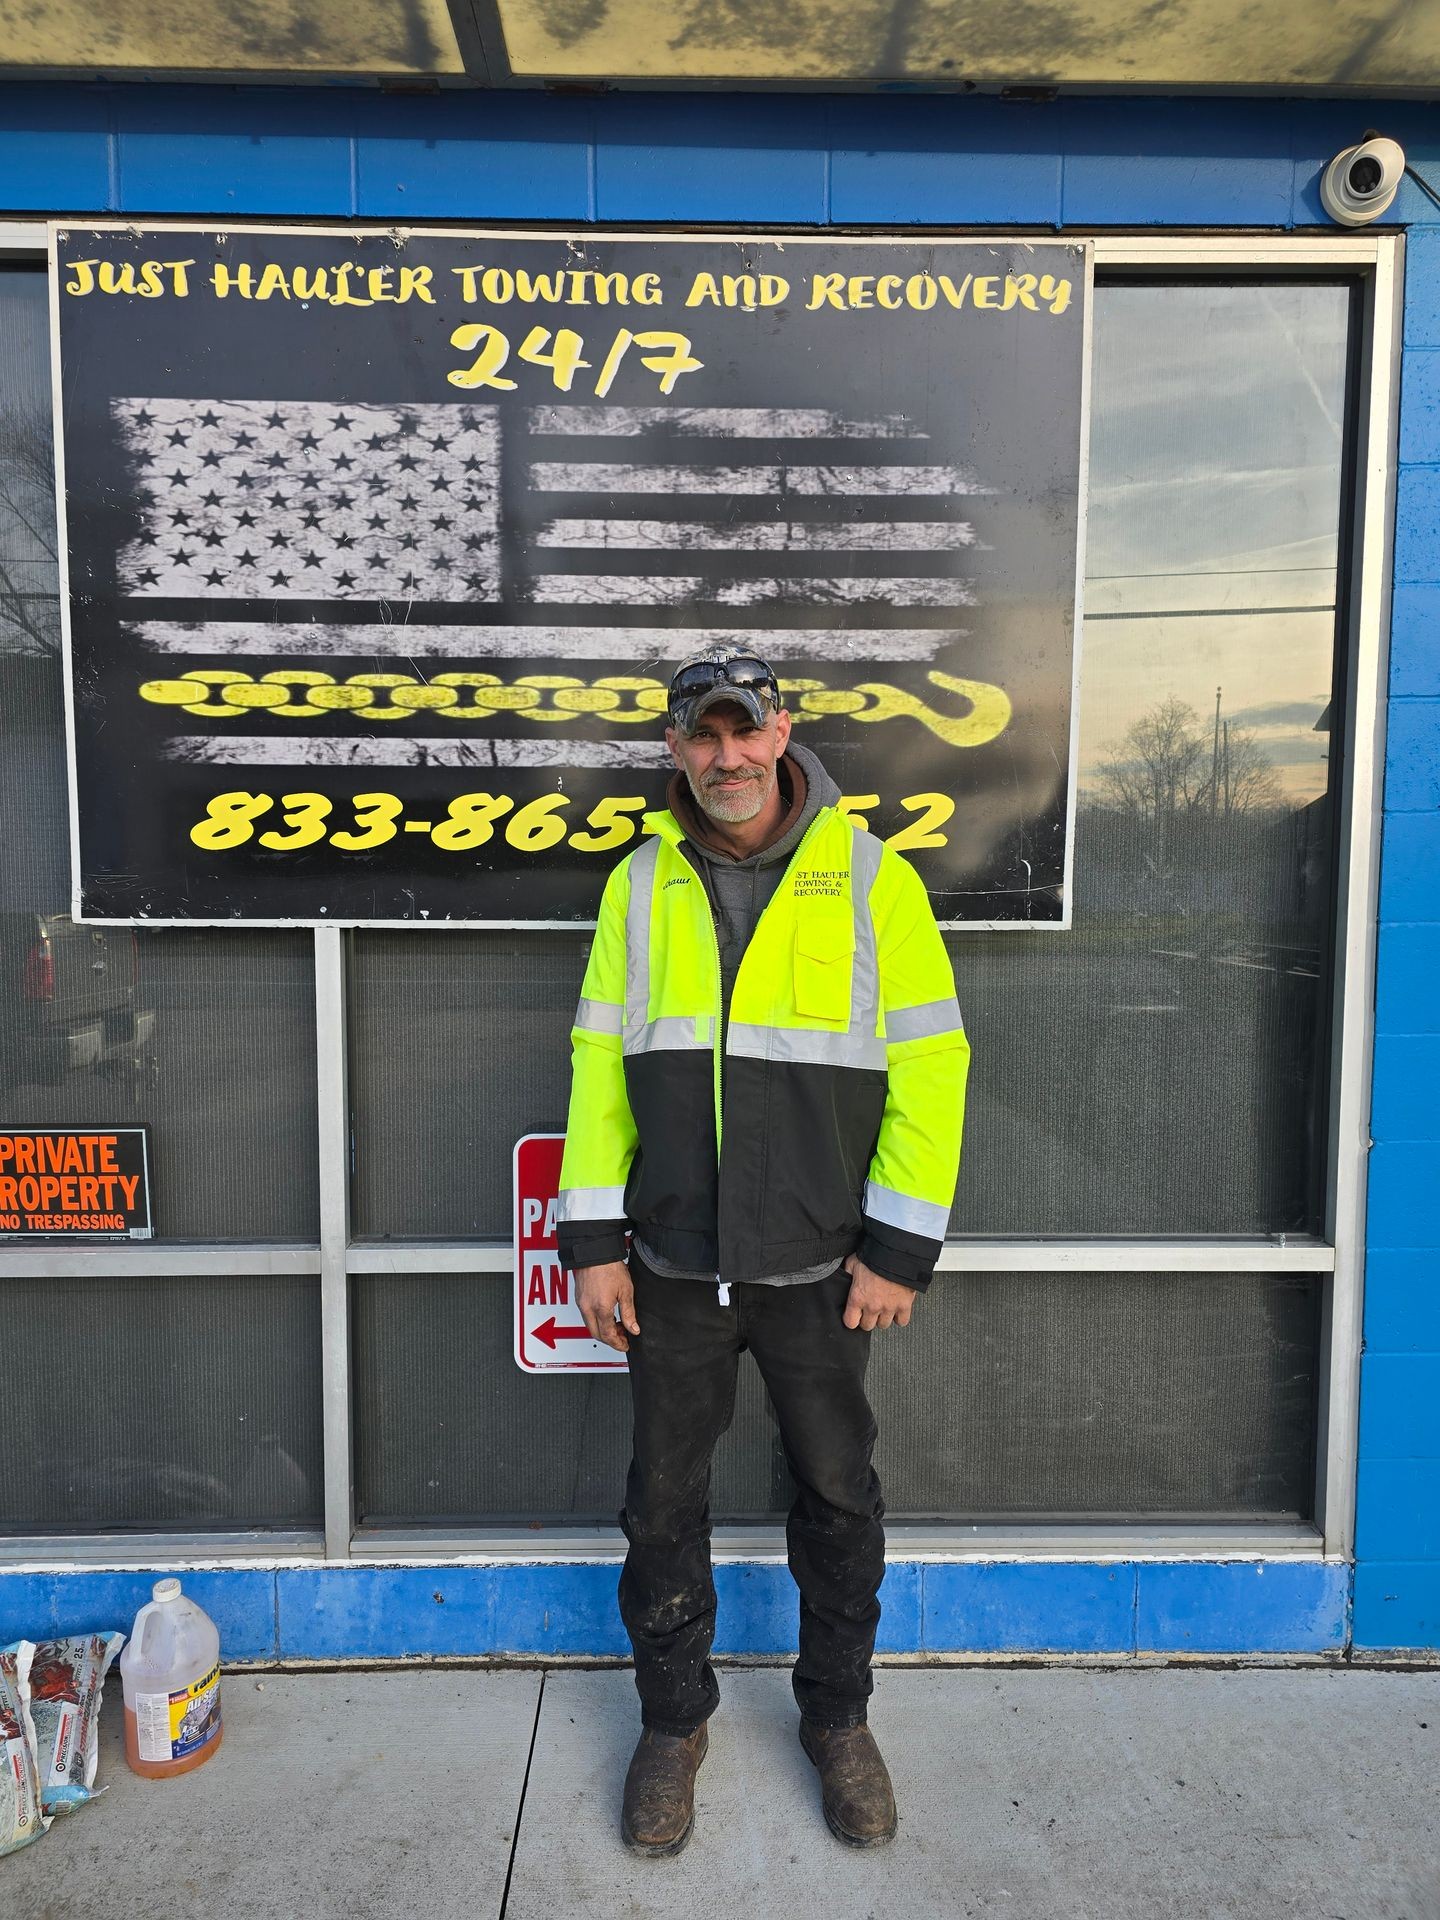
[{"x1": 513, "y1": 1133, "x2": 629, "y2": 1373}]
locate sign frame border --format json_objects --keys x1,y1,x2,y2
[{"x1": 48, "y1": 219, "x2": 1093, "y2": 934}]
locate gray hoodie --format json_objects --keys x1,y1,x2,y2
[{"x1": 634, "y1": 739, "x2": 847, "y2": 1289}]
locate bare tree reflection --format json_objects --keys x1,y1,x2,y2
[
  {"x1": 1093, "y1": 695, "x2": 1282, "y2": 826},
  {"x1": 0, "y1": 401, "x2": 66, "y2": 913},
  {"x1": 0, "y1": 405, "x2": 59, "y2": 657}
]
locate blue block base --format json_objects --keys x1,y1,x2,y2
[
  {"x1": 0, "y1": 1559, "x2": 1354, "y2": 1662},
  {"x1": 1354, "y1": 1562, "x2": 1440, "y2": 1649}
]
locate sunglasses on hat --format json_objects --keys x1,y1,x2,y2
[{"x1": 667, "y1": 653, "x2": 781, "y2": 730}]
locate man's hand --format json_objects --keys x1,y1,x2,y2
[
  {"x1": 576, "y1": 1259, "x2": 640, "y2": 1353},
  {"x1": 842, "y1": 1253, "x2": 918, "y2": 1332}
]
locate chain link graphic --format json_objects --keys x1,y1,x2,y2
[{"x1": 138, "y1": 668, "x2": 1011, "y2": 748}]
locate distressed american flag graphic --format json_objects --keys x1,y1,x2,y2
[
  {"x1": 124, "y1": 401, "x2": 988, "y2": 771},
  {"x1": 520, "y1": 405, "x2": 984, "y2": 615},
  {"x1": 115, "y1": 399, "x2": 500, "y2": 602}
]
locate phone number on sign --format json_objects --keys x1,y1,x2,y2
[{"x1": 188, "y1": 790, "x2": 958, "y2": 855}]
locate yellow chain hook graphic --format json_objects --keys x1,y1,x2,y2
[{"x1": 139, "y1": 666, "x2": 1011, "y2": 748}]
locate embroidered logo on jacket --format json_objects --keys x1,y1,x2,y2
[{"x1": 793, "y1": 869, "x2": 849, "y2": 900}]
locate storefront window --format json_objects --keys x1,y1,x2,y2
[
  {"x1": 353, "y1": 1271, "x2": 1318, "y2": 1525},
  {"x1": 0, "y1": 1273, "x2": 322, "y2": 1532},
  {"x1": 347, "y1": 275, "x2": 1349, "y2": 1529},
  {"x1": 0, "y1": 255, "x2": 1354, "y2": 1535},
  {"x1": 349, "y1": 933, "x2": 582, "y2": 1239},
  {"x1": 950, "y1": 279, "x2": 1352, "y2": 1238},
  {"x1": 0, "y1": 269, "x2": 320, "y2": 1241}
]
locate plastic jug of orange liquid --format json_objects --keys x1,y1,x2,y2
[{"x1": 119, "y1": 1580, "x2": 223, "y2": 1779}]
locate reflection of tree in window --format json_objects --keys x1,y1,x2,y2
[
  {"x1": 0, "y1": 403, "x2": 58, "y2": 657},
  {"x1": 1092, "y1": 695, "x2": 1282, "y2": 823},
  {"x1": 0, "y1": 272, "x2": 69, "y2": 919},
  {"x1": 1082, "y1": 689, "x2": 1324, "y2": 939}
]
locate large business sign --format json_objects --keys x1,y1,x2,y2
[{"x1": 52, "y1": 225, "x2": 1089, "y2": 927}]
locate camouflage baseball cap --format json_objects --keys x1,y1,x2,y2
[{"x1": 666, "y1": 642, "x2": 782, "y2": 735}]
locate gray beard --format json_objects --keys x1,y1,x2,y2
[{"x1": 685, "y1": 763, "x2": 776, "y2": 825}]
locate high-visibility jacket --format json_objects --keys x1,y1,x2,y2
[{"x1": 555, "y1": 802, "x2": 970, "y2": 1291}]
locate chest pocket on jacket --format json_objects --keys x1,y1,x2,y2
[{"x1": 792, "y1": 914, "x2": 854, "y2": 1022}]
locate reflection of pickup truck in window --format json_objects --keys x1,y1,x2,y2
[{"x1": 0, "y1": 912, "x2": 157, "y2": 1106}]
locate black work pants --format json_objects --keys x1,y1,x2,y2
[{"x1": 618, "y1": 1250, "x2": 886, "y2": 1736}]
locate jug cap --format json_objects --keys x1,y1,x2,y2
[{"x1": 152, "y1": 1577, "x2": 182, "y2": 1603}]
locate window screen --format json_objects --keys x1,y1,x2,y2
[
  {"x1": 0, "y1": 1273, "x2": 323, "y2": 1533},
  {"x1": 0, "y1": 262, "x2": 1353, "y2": 1535},
  {"x1": 348, "y1": 277, "x2": 1350, "y2": 1529},
  {"x1": 956, "y1": 279, "x2": 1351, "y2": 1236},
  {"x1": 349, "y1": 932, "x2": 581, "y2": 1239},
  {"x1": 352, "y1": 1271, "x2": 1320, "y2": 1526}
]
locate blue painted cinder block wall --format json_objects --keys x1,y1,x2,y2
[
  {"x1": 1357, "y1": 215, "x2": 1440, "y2": 1650},
  {"x1": 0, "y1": 1560, "x2": 1351, "y2": 1664},
  {"x1": 1, "y1": 82, "x2": 1437, "y2": 1657}
]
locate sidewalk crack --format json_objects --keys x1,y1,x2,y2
[{"x1": 499, "y1": 1671, "x2": 546, "y2": 1919}]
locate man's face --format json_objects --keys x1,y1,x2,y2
[{"x1": 665, "y1": 700, "x2": 794, "y2": 824}]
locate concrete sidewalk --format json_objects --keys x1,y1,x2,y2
[{"x1": 5, "y1": 1663, "x2": 1439, "y2": 1919}]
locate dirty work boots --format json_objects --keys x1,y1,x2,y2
[
  {"x1": 799, "y1": 1719, "x2": 898, "y2": 1847},
  {"x1": 621, "y1": 1724, "x2": 710, "y2": 1855}
]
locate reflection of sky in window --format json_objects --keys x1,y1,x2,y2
[{"x1": 1082, "y1": 282, "x2": 1351, "y2": 804}]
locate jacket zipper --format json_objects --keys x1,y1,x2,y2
[
  {"x1": 701, "y1": 874, "x2": 725, "y2": 1302},
  {"x1": 665, "y1": 807, "x2": 831, "y2": 1305}
]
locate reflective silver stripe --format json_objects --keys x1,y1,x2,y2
[
  {"x1": 623, "y1": 836, "x2": 661, "y2": 1042},
  {"x1": 575, "y1": 996, "x2": 623, "y2": 1036},
  {"x1": 863, "y1": 1179, "x2": 951, "y2": 1240},
  {"x1": 555, "y1": 1184, "x2": 628, "y2": 1222},
  {"x1": 886, "y1": 996, "x2": 965, "y2": 1044},
  {"x1": 622, "y1": 840, "x2": 715, "y2": 1055},
  {"x1": 626, "y1": 1014, "x2": 715, "y2": 1054},
  {"x1": 848, "y1": 829, "x2": 882, "y2": 1043},
  {"x1": 728, "y1": 1022, "x2": 887, "y2": 1070}
]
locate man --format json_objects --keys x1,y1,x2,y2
[{"x1": 556, "y1": 642, "x2": 969, "y2": 1856}]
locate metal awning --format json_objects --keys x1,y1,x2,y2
[{"x1": 6, "y1": 0, "x2": 1440, "y2": 92}]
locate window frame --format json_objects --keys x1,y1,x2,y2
[{"x1": 0, "y1": 225, "x2": 1400, "y2": 1576}]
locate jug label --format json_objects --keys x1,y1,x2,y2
[{"x1": 134, "y1": 1662, "x2": 221, "y2": 1763}]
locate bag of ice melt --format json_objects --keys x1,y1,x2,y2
[
  {"x1": 28, "y1": 1631, "x2": 125, "y2": 1815},
  {"x1": 0, "y1": 1640, "x2": 50, "y2": 1856}
]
